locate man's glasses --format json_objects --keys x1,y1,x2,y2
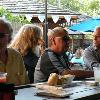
[{"x1": 0, "y1": 33, "x2": 9, "y2": 38}]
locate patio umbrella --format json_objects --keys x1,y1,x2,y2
[{"x1": 69, "y1": 18, "x2": 100, "y2": 32}]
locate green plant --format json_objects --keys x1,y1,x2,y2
[{"x1": 0, "y1": 7, "x2": 30, "y2": 24}]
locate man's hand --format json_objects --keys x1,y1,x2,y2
[{"x1": 62, "y1": 69, "x2": 94, "y2": 78}]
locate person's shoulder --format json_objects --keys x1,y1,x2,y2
[
  {"x1": 7, "y1": 48, "x2": 22, "y2": 57},
  {"x1": 71, "y1": 57, "x2": 76, "y2": 60},
  {"x1": 45, "y1": 48, "x2": 53, "y2": 52},
  {"x1": 84, "y1": 45, "x2": 95, "y2": 51},
  {"x1": 43, "y1": 48, "x2": 58, "y2": 58},
  {"x1": 70, "y1": 57, "x2": 76, "y2": 62},
  {"x1": 84, "y1": 46, "x2": 96, "y2": 56},
  {"x1": 44, "y1": 48, "x2": 55, "y2": 54}
]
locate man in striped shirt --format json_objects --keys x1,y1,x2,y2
[{"x1": 84, "y1": 26, "x2": 100, "y2": 70}]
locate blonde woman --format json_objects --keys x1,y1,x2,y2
[{"x1": 9, "y1": 24, "x2": 44, "y2": 83}]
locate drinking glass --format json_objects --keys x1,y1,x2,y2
[
  {"x1": 0, "y1": 72, "x2": 7, "y2": 83},
  {"x1": 93, "y1": 67, "x2": 100, "y2": 84}
]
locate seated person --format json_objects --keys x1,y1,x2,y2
[
  {"x1": 66, "y1": 51, "x2": 73, "y2": 61},
  {"x1": 83, "y1": 26, "x2": 100, "y2": 70},
  {"x1": 34, "y1": 27, "x2": 93, "y2": 83},
  {"x1": 0, "y1": 18, "x2": 29, "y2": 85},
  {"x1": 71, "y1": 48, "x2": 84, "y2": 66},
  {"x1": 9, "y1": 24, "x2": 44, "y2": 83}
]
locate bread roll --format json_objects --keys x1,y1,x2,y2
[{"x1": 47, "y1": 73, "x2": 59, "y2": 86}]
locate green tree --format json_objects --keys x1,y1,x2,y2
[
  {"x1": 36, "y1": 0, "x2": 100, "y2": 17},
  {"x1": 61, "y1": 0, "x2": 80, "y2": 12},
  {"x1": 79, "y1": 0, "x2": 100, "y2": 17},
  {"x1": 0, "y1": 7, "x2": 7, "y2": 17},
  {"x1": 0, "y1": 7, "x2": 30, "y2": 24}
]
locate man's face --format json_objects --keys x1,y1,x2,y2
[
  {"x1": 93, "y1": 29, "x2": 100, "y2": 48},
  {"x1": 54, "y1": 34, "x2": 71, "y2": 53}
]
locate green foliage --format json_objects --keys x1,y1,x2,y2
[
  {"x1": 0, "y1": 7, "x2": 7, "y2": 17},
  {"x1": 79, "y1": 0, "x2": 100, "y2": 17},
  {"x1": 84, "y1": 33, "x2": 93, "y2": 39},
  {"x1": 14, "y1": 15, "x2": 31, "y2": 24},
  {"x1": 47, "y1": 0, "x2": 57, "y2": 6},
  {"x1": 60, "y1": 0, "x2": 100, "y2": 17},
  {"x1": 0, "y1": 7, "x2": 30, "y2": 24},
  {"x1": 61, "y1": 0, "x2": 80, "y2": 12},
  {"x1": 37, "y1": 0, "x2": 100, "y2": 17}
]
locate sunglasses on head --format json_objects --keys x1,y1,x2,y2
[{"x1": 0, "y1": 32, "x2": 9, "y2": 38}]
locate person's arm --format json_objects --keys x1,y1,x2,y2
[
  {"x1": 17, "y1": 53, "x2": 29, "y2": 85},
  {"x1": 61, "y1": 69, "x2": 94, "y2": 78},
  {"x1": 83, "y1": 47, "x2": 100, "y2": 70}
]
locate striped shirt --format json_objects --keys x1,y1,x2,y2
[{"x1": 83, "y1": 46, "x2": 100, "y2": 70}]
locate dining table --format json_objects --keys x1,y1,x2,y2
[{"x1": 15, "y1": 78, "x2": 100, "y2": 100}]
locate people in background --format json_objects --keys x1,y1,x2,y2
[
  {"x1": 0, "y1": 18, "x2": 29, "y2": 85},
  {"x1": 34, "y1": 27, "x2": 93, "y2": 83},
  {"x1": 83, "y1": 26, "x2": 100, "y2": 70},
  {"x1": 66, "y1": 47, "x2": 73, "y2": 61},
  {"x1": 71, "y1": 48, "x2": 84, "y2": 66},
  {"x1": 9, "y1": 24, "x2": 44, "y2": 83}
]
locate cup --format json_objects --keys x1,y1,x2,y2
[
  {"x1": 58, "y1": 74, "x2": 75, "y2": 85},
  {"x1": 93, "y1": 67, "x2": 100, "y2": 83},
  {"x1": 62, "y1": 74, "x2": 75, "y2": 85},
  {"x1": 0, "y1": 72, "x2": 7, "y2": 83}
]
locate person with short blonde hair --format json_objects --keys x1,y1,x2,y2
[
  {"x1": 34, "y1": 27, "x2": 93, "y2": 83},
  {"x1": 9, "y1": 24, "x2": 44, "y2": 83}
]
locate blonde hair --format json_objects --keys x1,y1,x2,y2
[
  {"x1": 9, "y1": 24, "x2": 43, "y2": 56},
  {"x1": 48, "y1": 27, "x2": 70, "y2": 47}
]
